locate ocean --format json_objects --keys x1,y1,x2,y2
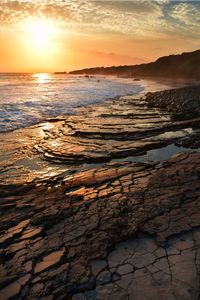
[{"x1": 0, "y1": 73, "x2": 144, "y2": 132}]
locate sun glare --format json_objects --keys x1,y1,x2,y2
[
  {"x1": 21, "y1": 18, "x2": 59, "y2": 52},
  {"x1": 19, "y1": 18, "x2": 63, "y2": 70},
  {"x1": 32, "y1": 73, "x2": 50, "y2": 83}
]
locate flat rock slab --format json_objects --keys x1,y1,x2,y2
[
  {"x1": 0, "y1": 86, "x2": 200, "y2": 299},
  {"x1": 1, "y1": 95, "x2": 200, "y2": 189},
  {"x1": 0, "y1": 152, "x2": 200, "y2": 299},
  {"x1": 72, "y1": 230, "x2": 200, "y2": 300}
]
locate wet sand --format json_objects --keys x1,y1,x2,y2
[{"x1": 0, "y1": 84, "x2": 200, "y2": 299}]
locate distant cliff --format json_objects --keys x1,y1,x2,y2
[{"x1": 69, "y1": 49, "x2": 200, "y2": 80}]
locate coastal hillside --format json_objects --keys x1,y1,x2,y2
[{"x1": 69, "y1": 49, "x2": 200, "y2": 80}]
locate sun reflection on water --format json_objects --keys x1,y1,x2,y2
[{"x1": 32, "y1": 73, "x2": 51, "y2": 83}]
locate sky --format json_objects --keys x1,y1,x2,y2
[{"x1": 0, "y1": 0, "x2": 199, "y2": 72}]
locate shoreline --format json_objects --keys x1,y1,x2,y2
[
  {"x1": 0, "y1": 84, "x2": 200, "y2": 299},
  {"x1": 0, "y1": 76, "x2": 192, "y2": 134},
  {"x1": 0, "y1": 74, "x2": 143, "y2": 134}
]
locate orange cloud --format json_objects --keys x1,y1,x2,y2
[{"x1": 0, "y1": 0, "x2": 199, "y2": 72}]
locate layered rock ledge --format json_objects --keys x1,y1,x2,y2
[{"x1": 0, "y1": 85, "x2": 200, "y2": 299}]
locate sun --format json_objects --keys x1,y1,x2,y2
[
  {"x1": 18, "y1": 17, "x2": 66, "y2": 71},
  {"x1": 21, "y1": 18, "x2": 59, "y2": 51}
]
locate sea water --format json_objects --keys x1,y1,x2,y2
[{"x1": 0, "y1": 73, "x2": 144, "y2": 132}]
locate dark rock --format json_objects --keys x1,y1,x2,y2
[{"x1": 1, "y1": 86, "x2": 200, "y2": 299}]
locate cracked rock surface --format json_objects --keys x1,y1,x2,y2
[
  {"x1": 73, "y1": 229, "x2": 200, "y2": 300},
  {"x1": 0, "y1": 86, "x2": 200, "y2": 299}
]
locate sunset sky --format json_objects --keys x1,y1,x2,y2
[{"x1": 0, "y1": 0, "x2": 199, "y2": 72}]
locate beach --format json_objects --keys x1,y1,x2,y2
[{"x1": 0, "y1": 82, "x2": 200, "y2": 299}]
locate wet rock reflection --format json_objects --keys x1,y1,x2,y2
[{"x1": 0, "y1": 87, "x2": 200, "y2": 299}]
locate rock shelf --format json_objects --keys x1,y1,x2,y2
[{"x1": 0, "y1": 86, "x2": 200, "y2": 299}]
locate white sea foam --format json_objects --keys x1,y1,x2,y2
[{"x1": 0, "y1": 73, "x2": 144, "y2": 132}]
